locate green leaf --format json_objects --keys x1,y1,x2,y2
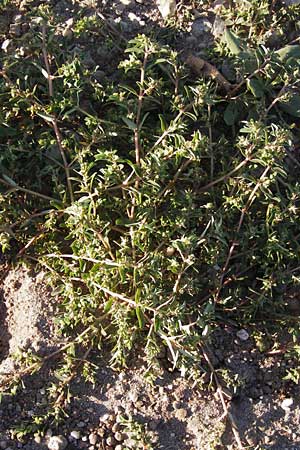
[
  {"x1": 279, "y1": 94, "x2": 300, "y2": 117},
  {"x1": 140, "y1": 112, "x2": 150, "y2": 128},
  {"x1": 223, "y1": 28, "x2": 242, "y2": 55},
  {"x1": 135, "y1": 306, "x2": 144, "y2": 328},
  {"x1": 2, "y1": 174, "x2": 17, "y2": 187},
  {"x1": 159, "y1": 114, "x2": 167, "y2": 131},
  {"x1": 135, "y1": 287, "x2": 141, "y2": 303},
  {"x1": 154, "y1": 315, "x2": 161, "y2": 332},
  {"x1": 247, "y1": 78, "x2": 266, "y2": 98},
  {"x1": 0, "y1": 126, "x2": 17, "y2": 137},
  {"x1": 115, "y1": 218, "x2": 139, "y2": 227},
  {"x1": 276, "y1": 45, "x2": 300, "y2": 62},
  {"x1": 122, "y1": 117, "x2": 137, "y2": 130},
  {"x1": 122, "y1": 159, "x2": 143, "y2": 177},
  {"x1": 223, "y1": 102, "x2": 240, "y2": 125},
  {"x1": 36, "y1": 111, "x2": 54, "y2": 123},
  {"x1": 241, "y1": 51, "x2": 259, "y2": 73},
  {"x1": 31, "y1": 61, "x2": 50, "y2": 79},
  {"x1": 104, "y1": 297, "x2": 114, "y2": 313}
]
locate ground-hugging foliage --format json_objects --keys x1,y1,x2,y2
[{"x1": 0, "y1": 0, "x2": 300, "y2": 415}]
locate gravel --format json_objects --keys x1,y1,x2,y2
[{"x1": 47, "y1": 436, "x2": 68, "y2": 450}]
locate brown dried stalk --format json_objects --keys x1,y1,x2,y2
[
  {"x1": 41, "y1": 25, "x2": 74, "y2": 203},
  {"x1": 186, "y1": 54, "x2": 233, "y2": 93}
]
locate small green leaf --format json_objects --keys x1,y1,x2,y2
[
  {"x1": 104, "y1": 297, "x2": 114, "y2": 313},
  {"x1": 276, "y1": 45, "x2": 300, "y2": 62},
  {"x1": 31, "y1": 61, "x2": 50, "y2": 79},
  {"x1": 122, "y1": 117, "x2": 137, "y2": 130},
  {"x1": 159, "y1": 114, "x2": 167, "y2": 131},
  {"x1": 118, "y1": 267, "x2": 126, "y2": 283},
  {"x1": 279, "y1": 94, "x2": 300, "y2": 117},
  {"x1": 247, "y1": 78, "x2": 266, "y2": 98},
  {"x1": 135, "y1": 306, "x2": 144, "y2": 328},
  {"x1": 0, "y1": 126, "x2": 17, "y2": 137},
  {"x1": 223, "y1": 28, "x2": 242, "y2": 55},
  {"x1": 2, "y1": 174, "x2": 17, "y2": 187},
  {"x1": 122, "y1": 159, "x2": 143, "y2": 177},
  {"x1": 223, "y1": 102, "x2": 240, "y2": 125},
  {"x1": 140, "y1": 112, "x2": 150, "y2": 128},
  {"x1": 135, "y1": 287, "x2": 141, "y2": 303},
  {"x1": 115, "y1": 218, "x2": 139, "y2": 226},
  {"x1": 154, "y1": 315, "x2": 161, "y2": 332},
  {"x1": 36, "y1": 111, "x2": 54, "y2": 123}
]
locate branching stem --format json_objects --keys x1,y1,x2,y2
[{"x1": 41, "y1": 25, "x2": 74, "y2": 203}]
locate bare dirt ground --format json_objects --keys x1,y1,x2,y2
[{"x1": 0, "y1": 267, "x2": 300, "y2": 450}]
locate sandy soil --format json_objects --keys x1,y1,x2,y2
[{"x1": 0, "y1": 267, "x2": 300, "y2": 449}]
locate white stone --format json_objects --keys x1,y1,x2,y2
[
  {"x1": 99, "y1": 413, "x2": 110, "y2": 422},
  {"x1": 47, "y1": 435, "x2": 68, "y2": 450},
  {"x1": 1, "y1": 39, "x2": 10, "y2": 52},
  {"x1": 70, "y1": 430, "x2": 81, "y2": 440},
  {"x1": 129, "y1": 391, "x2": 138, "y2": 402},
  {"x1": 14, "y1": 15, "x2": 23, "y2": 23},
  {"x1": 128, "y1": 12, "x2": 140, "y2": 22},
  {"x1": 281, "y1": 398, "x2": 293, "y2": 410},
  {"x1": 157, "y1": 0, "x2": 176, "y2": 19},
  {"x1": 65, "y1": 18, "x2": 74, "y2": 27},
  {"x1": 236, "y1": 329, "x2": 249, "y2": 341},
  {"x1": 62, "y1": 28, "x2": 73, "y2": 38},
  {"x1": 89, "y1": 433, "x2": 98, "y2": 445}
]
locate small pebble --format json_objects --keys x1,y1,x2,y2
[
  {"x1": 148, "y1": 420, "x2": 159, "y2": 431},
  {"x1": 284, "y1": 0, "x2": 300, "y2": 4},
  {"x1": 9, "y1": 23, "x2": 22, "y2": 37},
  {"x1": 281, "y1": 398, "x2": 293, "y2": 410},
  {"x1": 47, "y1": 435, "x2": 68, "y2": 450},
  {"x1": 97, "y1": 429, "x2": 105, "y2": 438},
  {"x1": 191, "y1": 17, "x2": 212, "y2": 37},
  {"x1": 157, "y1": 0, "x2": 176, "y2": 18},
  {"x1": 114, "y1": 432, "x2": 125, "y2": 442},
  {"x1": 70, "y1": 430, "x2": 81, "y2": 440},
  {"x1": 112, "y1": 423, "x2": 121, "y2": 433},
  {"x1": 99, "y1": 413, "x2": 110, "y2": 423},
  {"x1": 62, "y1": 28, "x2": 73, "y2": 38},
  {"x1": 106, "y1": 436, "x2": 116, "y2": 446},
  {"x1": 88, "y1": 434, "x2": 97, "y2": 445},
  {"x1": 14, "y1": 15, "x2": 23, "y2": 23},
  {"x1": 77, "y1": 421, "x2": 85, "y2": 428},
  {"x1": 236, "y1": 329, "x2": 250, "y2": 341},
  {"x1": 1, "y1": 39, "x2": 11, "y2": 52},
  {"x1": 128, "y1": 392, "x2": 138, "y2": 403},
  {"x1": 175, "y1": 408, "x2": 187, "y2": 420},
  {"x1": 65, "y1": 18, "x2": 74, "y2": 27}
]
